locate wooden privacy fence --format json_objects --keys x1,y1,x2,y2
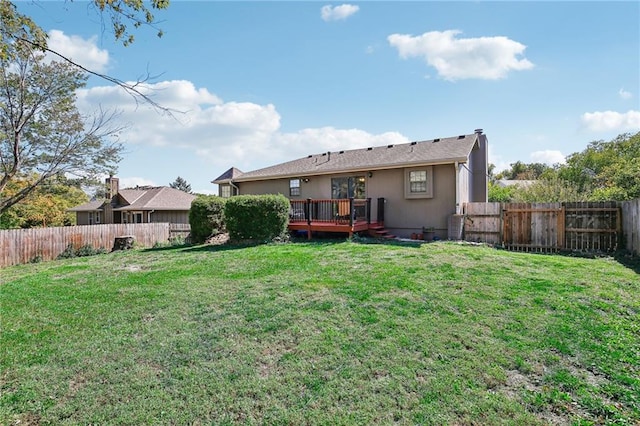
[
  {"x1": 0, "y1": 223, "x2": 175, "y2": 267},
  {"x1": 621, "y1": 199, "x2": 640, "y2": 255},
  {"x1": 464, "y1": 201, "x2": 639, "y2": 254}
]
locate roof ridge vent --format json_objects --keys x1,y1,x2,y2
[
  {"x1": 433, "y1": 138, "x2": 440, "y2": 142},
  {"x1": 410, "y1": 141, "x2": 417, "y2": 146},
  {"x1": 458, "y1": 135, "x2": 465, "y2": 139},
  {"x1": 367, "y1": 147, "x2": 373, "y2": 151},
  {"x1": 387, "y1": 144, "x2": 394, "y2": 148},
  {"x1": 307, "y1": 155, "x2": 312, "y2": 158},
  {"x1": 339, "y1": 150, "x2": 344, "y2": 154}
]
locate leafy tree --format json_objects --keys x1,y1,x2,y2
[
  {"x1": 0, "y1": 41, "x2": 122, "y2": 214},
  {"x1": 557, "y1": 132, "x2": 640, "y2": 200},
  {"x1": 496, "y1": 161, "x2": 553, "y2": 180},
  {"x1": 488, "y1": 181, "x2": 516, "y2": 202},
  {"x1": 1, "y1": 1, "x2": 171, "y2": 109},
  {"x1": 0, "y1": 174, "x2": 88, "y2": 228},
  {"x1": 169, "y1": 176, "x2": 192, "y2": 193},
  {"x1": 511, "y1": 177, "x2": 585, "y2": 203}
]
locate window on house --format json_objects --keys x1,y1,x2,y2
[
  {"x1": 220, "y1": 185, "x2": 231, "y2": 198},
  {"x1": 331, "y1": 176, "x2": 365, "y2": 199},
  {"x1": 409, "y1": 170, "x2": 427, "y2": 193},
  {"x1": 133, "y1": 212, "x2": 143, "y2": 223},
  {"x1": 404, "y1": 167, "x2": 433, "y2": 199},
  {"x1": 95, "y1": 212, "x2": 101, "y2": 224},
  {"x1": 289, "y1": 179, "x2": 301, "y2": 196}
]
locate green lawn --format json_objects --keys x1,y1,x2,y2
[{"x1": 1, "y1": 240, "x2": 638, "y2": 425}]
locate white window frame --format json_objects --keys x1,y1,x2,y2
[
  {"x1": 404, "y1": 167, "x2": 433, "y2": 199},
  {"x1": 220, "y1": 185, "x2": 231, "y2": 198},
  {"x1": 289, "y1": 179, "x2": 301, "y2": 197}
]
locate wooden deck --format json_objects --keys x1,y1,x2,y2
[
  {"x1": 288, "y1": 198, "x2": 380, "y2": 239},
  {"x1": 289, "y1": 219, "x2": 372, "y2": 239}
]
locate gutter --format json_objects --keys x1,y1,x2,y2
[{"x1": 232, "y1": 158, "x2": 470, "y2": 183}]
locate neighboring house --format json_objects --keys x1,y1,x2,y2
[
  {"x1": 212, "y1": 129, "x2": 488, "y2": 239},
  {"x1": 495, "y1": 179, "x2": 537, "y2": 188},
  {"x1": 68, "y1": 177, "x2": 196, "y2": 225}
]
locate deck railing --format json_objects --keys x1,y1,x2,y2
[{"x1": 290, "y1": 198, "x2": 371, "y2": 226}]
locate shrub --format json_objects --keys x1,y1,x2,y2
[
  {"x1": 57, "y1": 244, "x2": 107, "y2": 260},
  {"x1": 76, "y1": 244, "x2": 107, "y2": 257},
  {"x1": 224, "y1": 194, "x2": 289, "y2": 241},
  {"x1": 57, "y1": 244, "x2": 76, "y2": 259},
  {"x1": 189, "y1": 195, "x2": 226, "y2": 244}
]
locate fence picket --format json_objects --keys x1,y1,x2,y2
[
  {"x1": 0, "y1": 223, "x2": 182, "y2": 267},
  {"x1": 464, "y1": 200, "x2": 639, "y2": 255}
]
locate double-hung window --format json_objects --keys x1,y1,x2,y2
[
  {"x1": 404, "y1": 167, "x2": 433, "y2": 199},
  {"x1": 289, "y1": 179, "x2": 301, "y2": 197}
]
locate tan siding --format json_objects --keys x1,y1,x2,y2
[{"x1": 149, "y1": 210, "x2": 190, "y2": 224}]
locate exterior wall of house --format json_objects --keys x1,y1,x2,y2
[
  {"x1": 367, "y1": 165, "x2": 457, "y2": 238},
  {"x1": 76, "y1": 212, "x2": 90, "y2": 226},
  {"x1": 469, "y1": 133, "x2": 488, "y2": 202},
  {"x1": 237, "y1": 163, "x2": 458, "y2": 239},
  {"x1": 148, "y1": 210, "x2": 190, "y2": 224}
]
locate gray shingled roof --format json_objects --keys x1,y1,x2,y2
[
  {"x1": 212, "y1": 167, "x2": 244, "y2": 184},
  {"x1": 68, "y1": 187, "x2": 196, "y2": 212},
  {"x1": 231, "y1": 133, "x2": 480, "y2": 182},
  {"x1": 67, "y1": 199, "x2": 107, "y2": 212},
  {"x1": 113, "y1": 187, "x2": 196, "y2": 211}
]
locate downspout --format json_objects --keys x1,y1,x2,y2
[
  {"x1": 230, "y1": 180, "x2": 240, "y2": 196},
  {"x1": 454, "y1": 162, "x2": 460, "y2": 214},
  {"x1": 148, "y1": 209, "x2": 155, "y2": 223}
]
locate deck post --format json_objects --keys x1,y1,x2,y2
[
  {"x1": 366, "y1": 198, "x2": 371, "y2": 224},
  {"x1": 377, "y1": 197, "x2": 385, "y2": 225},
  {"x1": 349, "y1": 198, "x2": 354, "y2": 227},
  {"x1": 306, "y1": 198, "x2": 312, "y2": 226}
]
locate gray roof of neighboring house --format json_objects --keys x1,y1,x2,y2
[
  {"x1": 225, "y1": 132, "x2": 480, "y2": 182},
  {"x1": 495, "y1": 179, "x2": 537, "y2": 188},
  {"x1": 67, "y1": 199, "x2": 106, "y2": 212},
  {"x1": 68, "y1": 186, "x2": 196, "y2": 212}
]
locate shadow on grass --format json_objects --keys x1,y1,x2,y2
[
  {"x1": 613, "y1": 251, "x2": 640, "y2": 274},
  {"x1": 142, "y1": 235, "x2": 425, "y2": 255}
]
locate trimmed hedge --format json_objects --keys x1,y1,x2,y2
[
  {"x1": 189, "y1": 195, "x2": 226, "y2": 244},
  {"x1": 224, "y1": 194, "x2": 289, "y2": 241}
]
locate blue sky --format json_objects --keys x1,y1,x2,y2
[{"x1": 16, "y1": 1, "x2": 640, "y2": 194}]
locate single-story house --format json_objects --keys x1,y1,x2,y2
[
  {"x1": 68, "y1": 177, "x2": 196, "y2": 225},
  {"x1": 212, "y1": 129, "x2": 488, "y2": 239}
]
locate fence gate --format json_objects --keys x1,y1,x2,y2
[{"x1": 502, "y1": 203, "x2": 564, "y2": 252}]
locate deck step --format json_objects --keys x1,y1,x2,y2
[{"x1": 368, "y1": 224, "x2": 397, "y2": 240}]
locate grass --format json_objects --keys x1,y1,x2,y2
[{"x1": 1, "y1": 240, "x2": 638, "y2": 425}]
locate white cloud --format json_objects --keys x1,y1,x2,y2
[
  {"x1": 619, "y1": 88, "x2": 632, "y2": 100},
  {"x1": 321, "y1": 4, "x2": 359, "y2": 22},
  {"x1": 75, "y1": 80, "x2": 407, "y2": 174},
  {"x1": 581, "y1": 110, "x2": 640, "y2": 132},
  {"x1": 388, "y1": 30, "x2": 534, "y2": 81},
  {"x1": 530, "y1": 150, "x2": 566, "y2": 165},
  {"x1": 46, "y1": 30, "x2": 110, "y2": 73}
]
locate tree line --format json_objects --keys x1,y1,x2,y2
[{"x1": 489, "y1": 132, "x2": 640, "y2": 203}]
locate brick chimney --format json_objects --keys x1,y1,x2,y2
[{"x1": 105, "y1": 176, "x2": 119, "y2": 199}]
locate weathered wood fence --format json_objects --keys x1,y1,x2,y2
[
  {"x1": 464, "y1": 200, "x2": 639, "y2": 255},
  {"x1": 621, "y1": 199, "x2": 640, "y2": 255},
  {"x1": 0, "y1": 223, "x2": 181, "y2": 267}
]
